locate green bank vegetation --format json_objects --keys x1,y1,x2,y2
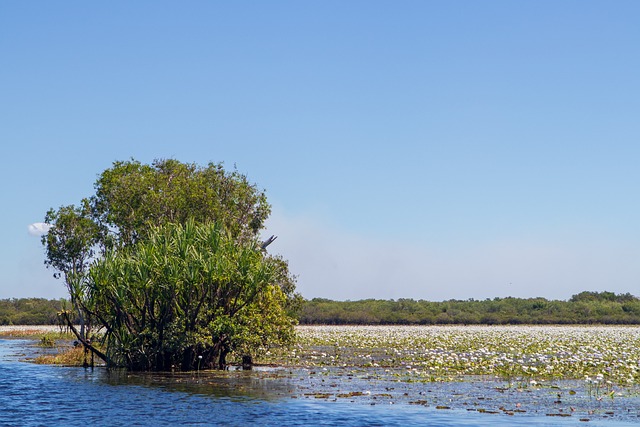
[
  {"x1": 3, "y1": 291, "x2": 640, "y2": 327},
  {"x1": 0, "y1": 298, "x2": 74, "y2": 325},
  {"x1": 299, "y1": 291, "x2": 640, "y2": 325}
]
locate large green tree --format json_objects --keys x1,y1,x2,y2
[
  {"x1": 71, "y1": 219, "x2": 295, "y2": 371},
  {"x1": 43, "y1": 159, "x2": 297, "y2": 370}
]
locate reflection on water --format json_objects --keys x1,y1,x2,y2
[
  {"x1": 100, "y1": 368, "x2": 295, "y2": 400},
  {"x1": 1, "y1": 339, "x2": 639, "y2": 427}
]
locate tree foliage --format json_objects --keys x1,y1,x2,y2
[
  {"x1": 299, "y1": 292, "x2": 640, "y2": 325},
  {"x1": 71, "y1": 220, "x2": 294, "y2": 371},
  {"x1": 42, "y1": 201, "x2": 102, "y2": 286},
  {"x1": 0, "y1": 298, "x2": 75, "y2": 325},
  {"x1": 5, "y1": 292, "x2": 640, "y2": 327},
  {"x1": 42, "y1": 202, "x2": 103, "y2": 339},
  {"x1": 42, "y1": 159, "x2": 297, "y2": 371},
  {"x1": 92, "y1": 159, "x2": 270, "y2": 246}
]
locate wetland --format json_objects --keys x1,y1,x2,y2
[{"x1": 3, "y1": 325, "x2": 640, "y2": 426}]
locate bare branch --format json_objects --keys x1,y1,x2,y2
[{"x1": 260, "y1": 235, "x2": 277, "y2": 250}]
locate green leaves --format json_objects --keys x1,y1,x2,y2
[
  {"x1": 91, "y1": 159, "x2": 271, "y2": 246},
  {"x1": 43, "y1": 201, "x2": 102, "y2": 282},
  {"x1": 84, "y1": 219, "x2": 296, "y2": 371},
  {"x1": 42, "y1": 159, "x2": 296, "y2": 371}
]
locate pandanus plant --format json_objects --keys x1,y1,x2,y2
[{"x1": 70, "y1": 219, "x2": 296, "y2": 371}]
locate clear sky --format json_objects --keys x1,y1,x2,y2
[{"x1": 2, "y1": 1, "x2": 640, "y2": 301}]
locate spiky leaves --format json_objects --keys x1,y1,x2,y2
[{"x1": 77, "y1": 219, "x2": 296, "y2": 371}]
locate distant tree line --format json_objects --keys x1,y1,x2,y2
[
  {"x1": 0, "y1": 298, "x2": 77, "y2": 326},
  {"x1": 4, "y1": 291, "x2": 640, "y2": 326},
  {"x1": 299, "y1": 292, "x2": 640, "y2": 325}
]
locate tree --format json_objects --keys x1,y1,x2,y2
[
  {"x1": 42, "y1": 201, "x2": 103, "y2": 341},
  {"x1": 42, "y1": 159, "x2": 297, "y2": 370},
  {"x1": 91, "y1": 159, "x2": 271, "y2": 246},
  {"x1": 71, "y1": 220, "x2": 295, "y2": 371},
  {"x1": 42, "y1": 201, "x2": 102, "y2": 285}
]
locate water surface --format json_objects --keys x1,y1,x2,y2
[{"x1": 1, "y1": 339, "x2": 637, "y2": 426}]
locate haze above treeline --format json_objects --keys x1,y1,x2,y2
[{"x1": 4, "y1": 291, "x2": 639, "y2": 326}]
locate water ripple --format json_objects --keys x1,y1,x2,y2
[{"x1": 1, "y1": 339, "x2": 638, "y2": 427}]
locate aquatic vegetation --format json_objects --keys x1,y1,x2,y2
[
  {"x1": 9, "y1": 325, "x2": 640, "y2": 423},
  {"x1": 38, "y1": 334, "x2": 57, "y2": 348},
  {"x1": 0, "y1": 326, "x2": 64, "y2": 338},
  {"x1": 258, "y1": 325, "x2": 640, "y2": 422},
  {"x1": 33, "y1": 345, "x2": 86, "y2": 366},
  {"x1": 265, "y1": 325, "x2": 640, "y2": 386}
]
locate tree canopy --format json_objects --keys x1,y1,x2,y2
[
  {"x1": 43, "y1": 159, "x2": 297, "y2": 371},
  {"x1": 42, "y1": 201, "x2": 102, "y2": 286},
  {"x1": 92, "y1": 159, "x2": 270, "y2": 246}
]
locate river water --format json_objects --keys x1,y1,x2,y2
[{"x1": 1, "y1": 339, "x2": 638, "y2": 426}]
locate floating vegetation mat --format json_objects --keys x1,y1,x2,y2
[
  {"x1": 259, "y1": 325, "x2": 640, "y2": 423},
  {"x1": 269, "y1": 325, "x2": 640, "y2": 385},
  {"x1": 289, "y1": 367, "x2": 640, "y2": 422}
]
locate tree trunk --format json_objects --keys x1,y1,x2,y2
[
  {"x1": 61, "y1": 312, "x2": 112, "y2": 367},
  {"x1": 242, "y1": 355, "x2": 253, "y2": 370},
  {"x1": 218, "y1": 347, "x2": 229, "y2": 370}
]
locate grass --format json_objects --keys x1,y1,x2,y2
[
  {"x1": 0, "y1": 326, "x2": 98, "y2": 367},
  {"x1": 36, "y1": 331, "x2": 77, "y2": 347},
  {"x1": 0, "y1": 326, "x2": 74, "y2": 340},
  {"x1": 33, "y1": 345, "x2": 87, "y2": 366}
]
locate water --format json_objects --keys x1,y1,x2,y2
[{"x1": 1, "y1": 339, "x2": 637, "y2": 426}]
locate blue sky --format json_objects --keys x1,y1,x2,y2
[{"x1": 2, "y1": 1, "x2": 640, "y2": 301}]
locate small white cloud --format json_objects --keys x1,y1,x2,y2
[{"x1": 28, "y1": 222, "x2": 51, "y2": 237}]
